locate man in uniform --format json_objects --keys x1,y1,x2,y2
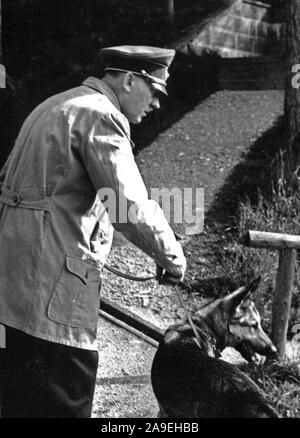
[{"x1": 0, "y1": 46, "x2": 186, "y2": 418}]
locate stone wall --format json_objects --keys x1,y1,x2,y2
[{"x1": 189, "y1": 0, "x2": 285, "y2": 58}]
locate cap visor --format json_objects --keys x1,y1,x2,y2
[{"x1": 152, "y1": 82, "x2": 168, "y2": 96}]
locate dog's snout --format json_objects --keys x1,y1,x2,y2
[{"x1": 261, "y1": 343, "x2": 278, "y2": 359}]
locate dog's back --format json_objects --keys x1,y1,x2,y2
[{"x1": 151, "y1": 325, "x2": 279, "y2": 418}]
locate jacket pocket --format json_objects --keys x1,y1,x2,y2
[{"x1": 47, "y1": 256, "x2": 101, "y2": 329}]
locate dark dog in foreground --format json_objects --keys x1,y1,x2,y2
[{"x1": 151, "y1": 277, "x2": 280, "y2": 418}]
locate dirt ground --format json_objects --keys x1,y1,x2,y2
[{"x1": 92, "y1": 88, "x2": 286, "y2": 418}]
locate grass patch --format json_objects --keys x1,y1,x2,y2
[
  {"x1": 192, "y1": 142, "x2": 300, "y2": 417},
  {"x1": 240, "y1": 360, "x2": 300, "y2": 418},
  {"x1": 219, "y1": 147, "x2": 300, "y2": 417}
]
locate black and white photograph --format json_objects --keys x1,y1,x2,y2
[{"x1": 0, "y1": 0, "x2": 299, "y2": 421}]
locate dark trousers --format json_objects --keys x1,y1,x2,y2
[{"x1": 0, "y1": 326, "x2": 98, "y2": 418}]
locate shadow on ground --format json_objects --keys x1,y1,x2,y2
[
  {"x1": 178, "y1": 111, "x2": 288, "y2": 301},
  {"x1": 206, "y1": 115, "x2": 287, "y2": 227}
]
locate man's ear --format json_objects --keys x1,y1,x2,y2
[{"x1": 123, "y1": 72, "x2": 135, "y2": 93}]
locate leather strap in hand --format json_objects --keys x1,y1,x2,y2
[{"x1": 156, "y1": 264, "x2": 182, "y2": 285}]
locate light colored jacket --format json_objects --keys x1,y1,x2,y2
[{"x1": 0, "y1": 77, "x2": 186, "y2": 350}]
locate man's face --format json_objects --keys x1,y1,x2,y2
[{"x1": 121, "y1": 75, "x2": 161, "y2": 124}]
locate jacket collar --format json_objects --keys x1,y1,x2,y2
[{"x1": 82, "y1": 77, "x2": 121, "y2": 111}]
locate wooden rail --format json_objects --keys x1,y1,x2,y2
[
  {"x1": 100, "y1": 296, "x2": 164, "y2": 344},
  {"x1": 245, "y1": 230, "x2": 299, "y2": 358}
]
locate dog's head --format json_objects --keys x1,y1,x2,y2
[{"x1": 193, "y1": 276, "x2": 277, "y2": 362}]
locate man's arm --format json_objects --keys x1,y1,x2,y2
[{"x1": 79, "y1": 110, "x2": 186, "y2": 278}]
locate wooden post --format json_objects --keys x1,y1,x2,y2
[
  {"x1": 245, "y1": 230, "x2": 299, "y2": 358},
  {"x1": 245, "y1": 230, "x2": 300, "y2": 249},
  {"x1": 272, "y1": 248, "x2": 296, "y2": 358}
]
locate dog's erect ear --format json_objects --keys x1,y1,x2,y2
[
  {"x1": 241, "y1": 276, "x2": 261, "y2": 303},
  {"x1": 223, "y1": 276, "x2": 261, "y2": 314}
]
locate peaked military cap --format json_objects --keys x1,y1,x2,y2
[{"x1": 100, "y1": 45, "x2": 175, "y2": 95}]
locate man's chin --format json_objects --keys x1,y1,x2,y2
[{"x1": 130, "y1": 116, "x2": 143, "y2": 125}]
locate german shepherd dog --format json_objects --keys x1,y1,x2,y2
[{"x1": 151, "y1": 277, "x2": 280, "y2": 418}]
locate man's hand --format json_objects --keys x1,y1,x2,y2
[
  {"x1": 155, "y1": 232, "x2": 185, "y2": 285},
  {"x1": 156, "y1": 264, "x2": 183, "y2": 285}
]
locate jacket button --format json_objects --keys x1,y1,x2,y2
[{"x1": 13, "y1": 195, "x2": 20, "y2": 204}]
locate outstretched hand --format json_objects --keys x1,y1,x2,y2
[{"x1": 155, "y1": 232, "x2": 185, "y2": 285}]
